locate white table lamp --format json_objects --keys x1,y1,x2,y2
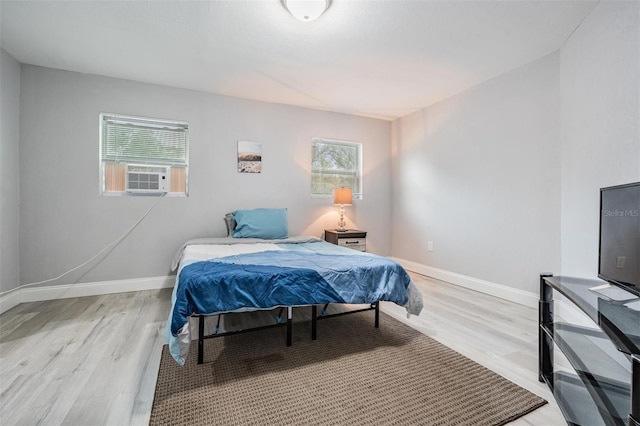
[{"x1": 333, "y1": 187, "x2": 352, "y2": 232}]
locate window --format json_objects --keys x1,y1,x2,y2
[
  {"x1": 311, "y1": 138, "x2": 362, "y2": 198},
  {"x1": 99, "y1": 113, "x2": 189, "y2": 196}
]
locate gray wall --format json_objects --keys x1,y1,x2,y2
[
  {"x1": 19, "y1": 65, "x2": 391, "y2": 286},
  {"x1": 12, "y1": 0, "x2": 639, "y2": 294},
  {"x1": 390, "y1": 0, "x2": 640, "y2": 294},
  {"x1": 559, "y1": 0, "x2": 640, "y2": 277},
  {"x1": 0, "y1": 49, "x2": 21, "y2": 293},
  {"x1": 390, "y1": 53, "x2": 561, "y2": 293}
]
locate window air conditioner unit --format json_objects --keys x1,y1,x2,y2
[{"x1": 125, "y1": 164, "x2": 169, "y2": 194}]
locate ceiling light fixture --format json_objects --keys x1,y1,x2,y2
[{"x1": 281, "y1": 0, "x2": 332, "y2": 22}]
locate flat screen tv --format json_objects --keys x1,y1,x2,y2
[{"x1": 598, "y1": 182, "x2": 640, "y2": 297}]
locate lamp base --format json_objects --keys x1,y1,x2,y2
[{"x1": 337, "y1": 205, "x2": 347, "y2": 232}]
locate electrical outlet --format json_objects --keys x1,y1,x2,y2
[{"x1": 427, "y1": 241, "x2": 434, "y2": 252}]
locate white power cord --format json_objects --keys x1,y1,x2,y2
[{"x1": 0, "y1": 194, "x2": 166, "y2": 296}]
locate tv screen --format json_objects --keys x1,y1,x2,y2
[{"x1": 598, "y1": 182, "x2": 640, "y2": 296}]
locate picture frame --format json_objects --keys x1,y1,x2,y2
[{"x1": 237, "y1": 141, "x2": 262, "y2": 173}]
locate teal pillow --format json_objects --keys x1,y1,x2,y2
[{"x1": 232, "y1": 208, "x2": 288, "y2": 239}]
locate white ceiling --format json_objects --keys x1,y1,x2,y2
[{"x1": 0, "y1": 0, "x2": 598, "y2": 120}]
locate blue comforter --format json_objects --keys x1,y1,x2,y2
[
  {"x1": 171, "y1": 250, "x2": 411, "y2": 336},
  {"x1": 167, "y1": 242, "x2": 423, "y2": 365}
]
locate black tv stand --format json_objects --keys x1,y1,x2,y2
[{"x1": 539, "y1": 274, "x2": 639, "y2": 426}]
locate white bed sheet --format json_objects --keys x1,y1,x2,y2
[{"x1": 179, "y1": 243, "x2": 284, "y2": 272}]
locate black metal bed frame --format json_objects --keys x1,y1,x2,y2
[
  {"x1": 311, "y1": 302, "x2": 379, "y2": 340},
  {"x1": 196, "y1": 302, "x2": 380, "y2": 364}
]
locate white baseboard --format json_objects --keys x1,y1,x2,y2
[
  {"x1": 391, "y1": 257, "x2": 539, "y2": 308},
  {"x1": 0, "y1": 275, "x2": 175, "y2": 315},
  {"x1": 0, "y1": 289, "x2": 22, "y2": 315},
  {"x1": 1, "y1": 261, "x2": 540, "y2": 314}
]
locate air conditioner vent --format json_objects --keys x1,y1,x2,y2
[{"x1": 125, "y1": 164, "x2": 169, "y2": 193}]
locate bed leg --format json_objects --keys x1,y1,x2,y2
[
  {"x1": 375, "y1": 302, "x2": 380, "y2": 328},
  {"x1": 286, "y1": 307, "x2": 292, "y2": 346},
  {"x1": 312, "y1": 305, "x2": 317, "y2": 340},
  {"x1": 198, "y1": 315, "x2": 204, "y2": 365}
]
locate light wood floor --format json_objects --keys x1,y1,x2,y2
[{"x1": 0, "y1": 273, "x2": 566, "y2": 425}]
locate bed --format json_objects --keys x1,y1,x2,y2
[{"x1": 164, "y1": 209, "x2": 423, "y2": 366}]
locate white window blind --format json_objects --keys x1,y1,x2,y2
[
  {"x1": 99, "y1": 113, "x2": 189, "y2": 195},
  {"x1": 311, "y1": 138, "x2": 362, "y2": 198},
  {"x1": 101, "y1": 114, "x2": 188, "y2": 165}
]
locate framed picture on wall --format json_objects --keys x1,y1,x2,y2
[{"x1": 237, "y1": 141, "x2": 262, "y2": 173}]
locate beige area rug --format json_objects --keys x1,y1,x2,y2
[{"x1": 150, "y1": 311, "x2": 546, "y2": 426}]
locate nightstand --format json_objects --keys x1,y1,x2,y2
[{"x1": 324, "y1": 229, "x2": 367, "y2": 252}]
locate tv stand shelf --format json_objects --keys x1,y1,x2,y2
[{"x1": 539, "y1": 274, "x2": 639, "y2": 426}]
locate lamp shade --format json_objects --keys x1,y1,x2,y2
[
  {"x1": 333, "y1": 187, "x2": 353, "y2": 205},
  {"x1": 282, "y1": 0, "x2": 331, "y2": 22}
]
